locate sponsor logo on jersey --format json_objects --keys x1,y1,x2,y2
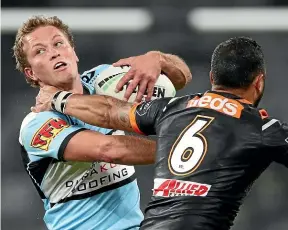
[
  {"x1": 65, "y1": 163, "x2": 131, "y2": 194},
  {"x1": 187, "y1": 93, "x2": 244, "y2": 118},
  {"x1": 153, "y1": 178, "x2": 211, "y2": 197},
  {"x1": 42, "y1": 161, "x2": 136, "y2": 203},
  {"x1": 81, "y1": 69, "x2": 97, "y2": 84},
  {"x1": 31, "y1": 118, "x2": 70, "y2": 151}
]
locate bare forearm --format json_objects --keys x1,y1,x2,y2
[
  {"x1": 108, "y1": 135, "x2": 156, "y2": 165},
  {"x1": 62, "y1": 129, "x2": 154, "y2": 164},
  {"x1": 149, "y1": 51, "x2": 192, "y2": 89},
  {"x1": 65, "y1": 94, "x2": 135, "y2": 132}
]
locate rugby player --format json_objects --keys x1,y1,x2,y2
[
  {"x1": 15, "y1": 16, "x2": 191, "y2": 230},
  {"x1": 33, "y1": 37, "x2": 288, "y2": 230}
]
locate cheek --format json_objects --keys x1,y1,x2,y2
[
  {"x1": 69, "y1": 53, "x2": 79, "y2": 70},
  {"x1": 66, "y1": 48, "x2": 78, "y2": 62},
  {"x1": 33, "y1": 59, "x2": 50, "y2": 73},
  {"x1": 30, "y1": 59, "x2": 53, "y2": 80}
]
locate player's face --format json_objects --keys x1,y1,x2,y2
[{"x1": 23, "y1": 26, "x2": 79, "y2": 88}]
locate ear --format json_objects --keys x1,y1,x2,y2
[
  {"x1": 254, "y1": 74, "x2": 264, "y2": 91},
  {"x1": 209, "y1": 71, "x2": 214, "y2": 85},
  {"x1": 24, "y1": 67, "x2": 38, "y2": 82}
]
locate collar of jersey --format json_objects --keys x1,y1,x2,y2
[{"x1": 205, "y1": 90, "x2": 253, "y2": 105}]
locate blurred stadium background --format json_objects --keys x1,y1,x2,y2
[{"x1": 2, "y1": 1, "x2": 288, "y2": 230}]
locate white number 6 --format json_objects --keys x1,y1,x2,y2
[{"x1": 168, "y1": 115, "x2": 214, "y2": 176}]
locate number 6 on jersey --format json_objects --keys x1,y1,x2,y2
[{"x1": 168, "y1": 115, "x2": 214, "y2": 176}]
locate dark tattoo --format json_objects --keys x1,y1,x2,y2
[
  {"x1": 119, "y1": 112, "x2": 132, "y2": 128},
  {"x1": 105, "y1": 96, "x2": 133, "y2": 130}
]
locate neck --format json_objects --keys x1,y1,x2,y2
[
  {"x1": 44, "y1": 74, "x2": 84, "y2": 94},
  {"x1": 67, "y1": 76, "x2": 83, "y2": 94},
  {"x1": 211, "y1": 85, "x2": 254, "y2": 104}
]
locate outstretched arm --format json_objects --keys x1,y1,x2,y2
[
  {"x1": 21, "y1": 111, "x2": 156, "y2": 165},
  {"x1": 63, "y1": 129, "x2": 155, "y2": 165},
  {"x1": 32, "y1": 87, "x2": 136, "y2": 132},
  {"x1": 65, "y1": 94, "x2": 135, "y2": 132},
  {"x1": 32, "y1": 87, "x2": 171, "y2": 135}
]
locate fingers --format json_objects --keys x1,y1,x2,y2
[
  {"x1": 113, "y1": 53, "x2": 161, "y2": 102},
  {"x1": 113, "y1": 57, "x2": 134, "y2": 67},
  {"x1": 146, "y1": 80, "x2": 156, "y2": 101},
  {"x1": 115, "y1": 71, "x2": 134, "y2": 93},
  {"x1": 135, "y1": 80, "x2": 148, "y2": 103},
  {"x1": 124, "y1": 77, "x2": 141, "y2": 101}
]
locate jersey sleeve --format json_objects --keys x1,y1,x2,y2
[
  {"x1": 262, "y1": 118, "x2": 288, "y2": 167},
  {"x1": 129, "y1": 97, "x2": 173, "y2": 135},
  {"x1": 80, "y1": 64, "x2": 111, "y2": 94},
  {"x1": 19, "y1": 111, "x2": 86, "y2": 161}
]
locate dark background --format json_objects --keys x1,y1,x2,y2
[{"x1": 2, "y1": 1, "x2": 288, "y2": 229}]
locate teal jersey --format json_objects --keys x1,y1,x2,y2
[{"x1": 19, "y1": 65, "x2": 143, "y2": 230}]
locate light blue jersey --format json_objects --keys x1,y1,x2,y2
[{"x1": 19, "y1": 65, "x2": 143, "y2": 230}]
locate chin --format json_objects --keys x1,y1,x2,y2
[{"x1": 57, "y1": 75, "x2": 75, "y2": 87}]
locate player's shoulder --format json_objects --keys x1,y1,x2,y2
[
  {"x1": 80, "y1": 64, "x2": 111, "y2": 85},
  {"x1": 242, "y1": 105, "x2": 274, "y2": 127},
  {"x1": 261, "y1": 115, "x2": 284, "y2": 132},
  {"x1": 19, "y1": 111, "x2": 72, "y2": 144},
  {"x1": 260, "y1": 115, "x2": 288, "y2": 147},
  {"x1": 20, "y1": 111, "x2": 69, "y2": 127},
  {"x1": 80, "y1": 64, "x2": 111, "y2": 95},
  {"x1": 162, "y1": 93, "x2": 203, "y2": 111},
  {"x1": 168, "y1": 93, "x2": 201, "y2": 104}
]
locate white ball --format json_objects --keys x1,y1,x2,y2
[{"x1": 94, "y1": 66, "x2": 176, "y2": 102}]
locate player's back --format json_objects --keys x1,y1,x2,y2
[{"x1": 141, "y1": 91, "x2": 273, "y2": 230}]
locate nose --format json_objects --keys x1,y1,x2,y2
[{"x1": 50, "y1": 47, "x2": 60, "y2": 61}]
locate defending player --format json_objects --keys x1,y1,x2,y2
[
  {"x1": 15, "y1": 16, "x2": 191, "y2": 230},
  {"x1": 33, "y1": 37, "x2": 288, "y2": 230}
]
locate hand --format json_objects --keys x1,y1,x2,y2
[
  {"x1": 113, "y1": 51, "x2": 162, "y2": 103},
  {"x1": 31, "y1": 85, "x2": 60, "y2": 113}
]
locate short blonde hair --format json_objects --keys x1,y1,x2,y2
[{"x1": 13, "y1": 15, "x2": 75, "y2": 87}]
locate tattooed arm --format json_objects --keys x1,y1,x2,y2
[
  {"x1": 64, "y1": 94, "x2": 135, "y2": 132},
  {"x1": 33, "y1": 86, "x2": 165, "y2": 134}
]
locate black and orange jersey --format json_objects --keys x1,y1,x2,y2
[{"x1": 129, "y1": 90, "x2": 288, "y2": 230}]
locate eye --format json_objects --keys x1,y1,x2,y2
[
  {"x1": 55, "y1": 41, "x2": 63, "y2": 47},
  {"x1": 36, "y1": 49, "x2": 45, "y2": 55}
]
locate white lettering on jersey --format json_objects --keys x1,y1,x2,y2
[
  {"x1": 42, "y1": 161, "x2": 135, "y2": 203},
  {"x1": 187, "y1": 93, "x2": 244, "y2": 118}
]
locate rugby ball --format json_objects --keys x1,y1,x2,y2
[{"x1": 94, "y1": 66, "x2": 176, "y2": 102}]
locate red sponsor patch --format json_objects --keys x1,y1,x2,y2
[
  {"x1": 153, "y1": 178, "x2": 211, "y2": 197},
  {"x1": 31, "y1": 118, "x2": 69, "y2": 151}
]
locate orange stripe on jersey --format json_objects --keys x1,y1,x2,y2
[
  {"x1": 129, "y1": 104, "x2": 145, "y2": 135},
  {"x1": 259, "y1": 109, "x2": 269, "y2": 119},
  {"x1": 187, "y1": 93, "x2": 244, "y2": 118}
]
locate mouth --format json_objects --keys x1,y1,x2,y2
[{"x1": 54, "y1": 61, "x2": 68, "y2": 70}]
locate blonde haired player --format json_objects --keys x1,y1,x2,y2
[{"x1": 15, "y1": 16, "x2": 191, "y2": 230}]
